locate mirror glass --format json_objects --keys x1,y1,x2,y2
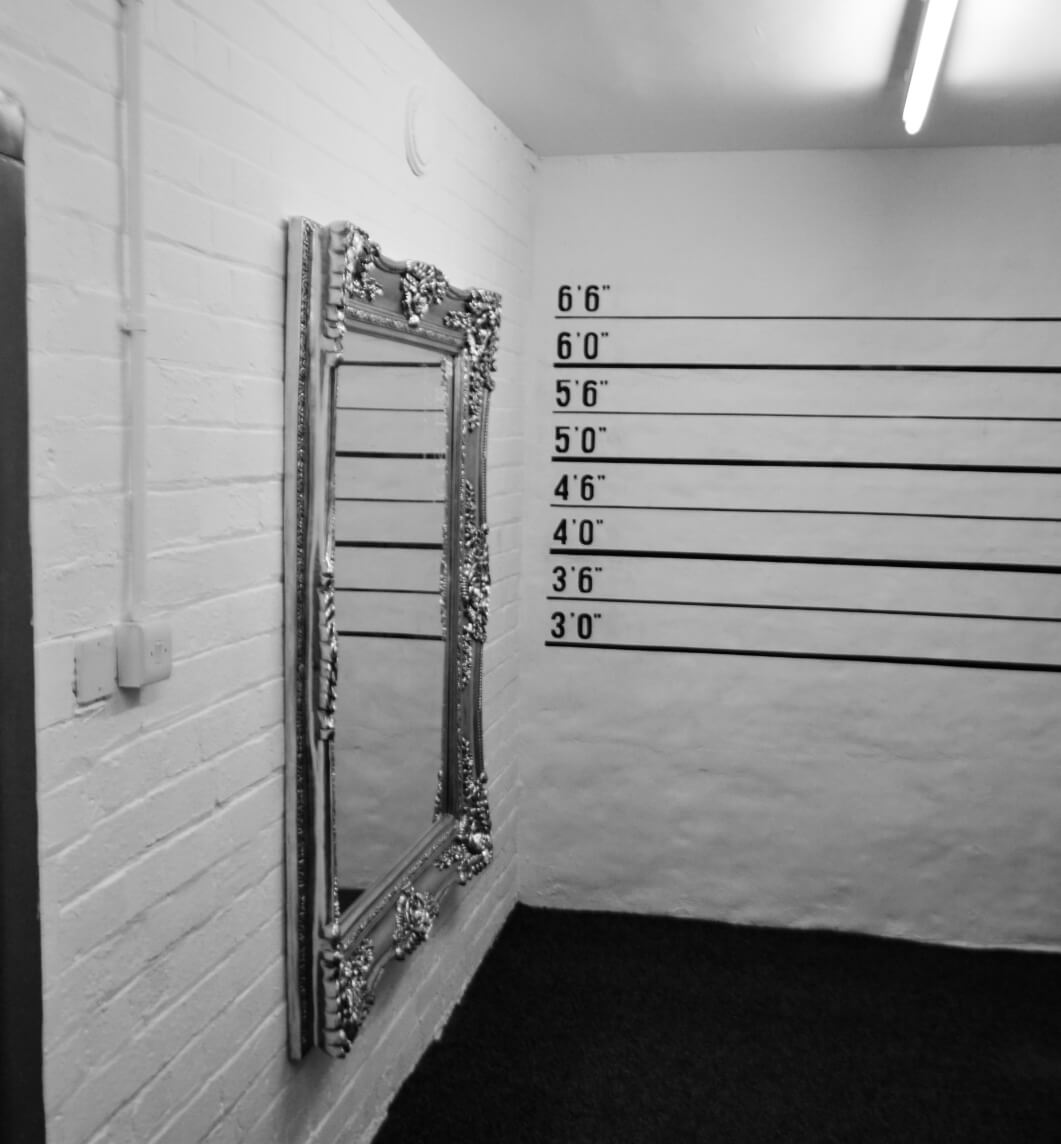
[{"x1": 333, "y1": 331, "x2": 451, "y2": 909}]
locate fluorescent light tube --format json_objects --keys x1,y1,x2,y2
[{"x1": 903, "y1": 0, "x2": 960, "y2": 134}]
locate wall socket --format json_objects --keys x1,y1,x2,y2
[{"x1": 116, "y1": 620, "x2": 173, "y2": 689}]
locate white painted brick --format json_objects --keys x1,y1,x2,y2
[
  {"x1": 151, "y1": 242, "x2": 202, "y2": 303},
  {"x1": 28, "y1": 353, "x2": 121, "y2": 430},
  {"x1": 232, "y1": 376, "x2": 284, "y2": 428},
  {"x1": 146, "y1": 177, "x2": 213, "y2": 252},
  {"x1": 34, "y1": 560, "x2": 121, "y2": 642},
  {"x1": 152, "y1": 366, "x2": 283, "y2": 433},
  {"x1": 487, "y1": 432, "x2": 524, "y2": 470},
  {"x1": 143, "y1": 117, "x2": 199, "y2": 192},
  {"x1": 31, "y1": 135, "x2": 122, "y2": 227},
  {"x1": 489, "y1": 492, "x2": 523, "y2": 529},
  {"x1": 83, "y1": 680, "x2": 282, "y2": 817},
  {"x1": 193, "y1": 18, "x2": 232, "y2": 92},
  {"x1": 49, "y1": 741, "x2": 238, "y2": 907},
  {"x1": 147, "y1": 482, "x2": 279, "y2": 547},
  {"x1": 51, "y1": 924, "x2": 283, "y2": 1144},
  {"x1": 124, "y1": 687, "x2": 278, "y2": 807},
  {"x1": 30, "y1": 493, "x2": 123, "y2": 572},
  {"x1": 37, "y1": 709, "x2": 125, "y2": 790},
  {"x1": 196, "y1": 140, "x2": 235, "y2": 204},
  {"x1": 489, "y1": 521, "x2": 521, "y2": 558},
  {"x1": 30, "y1": 283, "x2": 123, "y2": 358},
  {"x1": 172, "y1": 583, "x2": 282, "y2": 658},
  {"x1": 33, "y1": 420, "x2": 124, "y2": 494},
  {"x1": 144, "y1": 1007, "x2": 284, "y2": 1144},
  {"x1": 28, "y1": 1, "x2": 534, "y2": 1140},
  {"x1": 188, "y1": 1014, "x2": 287, "y2": 1144},
  {"x1": 142, "y1": 47, "x2": 205, "y2": 126},
  {"x1": 120, "y1": 956, "x2": 285, "y2": 1144},
  {"x1": 1, "y1": 0, "x2": 118, "y2": 92},
  {"x1": 67, "y1": 0, "x2": 118, "y2": 23},
  {"x1": 229, "y1": 157, "x2": 280, "y2": 222},
  {"x1": 39, "y1": 775, "x2": 103, "y2": 856},
  {"x1": 149, "y1": 303, "x2": 283, "y2": 374},
  {"x1": 152, "y1": 363, "x2": 235, "y2": 426},
  {"x1": 204, "y1": 1041, "x2": 289, "y2": 1144},
  {"x1": 490, "y1": 546, "x2": 521, "y2": 584},
  {"x1": 47, "y1": 864, "x2": 280, "y2": 1089},
  {"x1": 150, "y1": 0, "x2": 197, "y2": 72},
  {"x1": 55, "y1": 773, "x2": 283, "y2": 960},
  {"x1": 44, "y1": 825, "x2": 283, "y2": 1045},
  {"x1": 229, "y1": 264, "x2": 283, "y2": 321},
  {"x1": 27, "y1": 209, "x2": 113, "y2": 294},
  {"x1": 146, "y1": 420, "x2": 277, "y2": 487},
  {"x1": 200, "y1": 254, "x2": 233, "y2": 311},
  {"x1": 210, "y1": 204, "x2": 285, "y2": 270},
  {"x1": 150, "y1": 532, "x2": 280, "y2": 607},
  {"x1": 488, "y1": 463, "x2": 523, "y2": 498}
]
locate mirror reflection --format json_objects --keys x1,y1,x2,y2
[{"x1": 333, "y1": 331, "x2": 451, "y2": 910}]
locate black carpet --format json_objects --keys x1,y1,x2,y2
[{"x1": 373, "y1": 905, "x2": 1061, "y2": 1144}]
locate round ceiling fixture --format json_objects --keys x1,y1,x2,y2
[{"x1": 405, "y1": 86, "x2": 433, "y2": 176}]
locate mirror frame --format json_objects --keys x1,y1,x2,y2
[{"x1": 283, "y1": 218, "x2": 499, "y2": 1059}]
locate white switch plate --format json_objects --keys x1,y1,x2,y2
[{"x1": 74, "y1": 630, "x2": 116, "y2": 704}]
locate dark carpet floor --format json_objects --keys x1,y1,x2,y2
[{"x1": 373, "y1": 904, "x2": 1061, "y2": 1144}]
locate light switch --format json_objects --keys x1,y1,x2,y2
[{"x1": 74, "y1": 631, "x2": 116, "y2": 704}]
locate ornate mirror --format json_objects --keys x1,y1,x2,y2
[{"x1": 283, "y1": 219, "x2": 498, "y2": 1059}]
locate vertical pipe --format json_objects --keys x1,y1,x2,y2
[{"x1": 122, "y1": 0, "x2": 146, "y2": 622}]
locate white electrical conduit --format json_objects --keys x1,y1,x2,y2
[{"x1": 121, "y1": 0, "x2": 146, "y2": 623}]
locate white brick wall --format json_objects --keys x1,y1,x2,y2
[{"x1": 4, "y1": 1, "x2": 534, "y2": 1140}]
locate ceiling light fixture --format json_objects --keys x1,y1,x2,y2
[{"x1": 903, "y1": 0, "x2": 960, "y2": 135}]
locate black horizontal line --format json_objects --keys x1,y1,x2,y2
[
  {"x1": 549, "y1": 548, "x2": 1061, "y2": 574},
  {"x1": 552, "y1": 315, "x2": 1061, "y2": 323},
  {"x1": 550, "y1": 457, "x2": 1061, "y2": 473},
  {"x1": 544, "y1": 641, "x2": 1061, "y2": 674},
  {"x1": 337, "y1": 541, "x2": 442, "y2": 550},
  {"x1": 548, "y1": 504, "x2": 1061, "y2": 523},
  {"x1": 339, "y1": 631, "x2": 443, "y2": 641},
  {"x1": 337, "y1": 451, "x2": 445, "y2": 459},
  {"x1": 550, "y1": 410, "x2": 1061, "y2": 422},
  {"x1": 337, "y1": 587, "x2": 438, "y2": 595},
  {"x1": 337, "y1": 496, "x2": 445, "y2": 504},
  {"x1": 340, "y1": 360, "x2": 440, "y2": 367},
  {"x1": 552, "y1": 362, "x2": 1061, "y2": 374},
  {"x1": 545, "y1": 596, "x2": 1061, "y2": 624}
]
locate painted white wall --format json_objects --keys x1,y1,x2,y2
[
  {"x1": 519, "y1": 147, "x2": 1061, "y2": 950},
  {"x1": 8, "y1": 0, "x2": 1061, "y2": 1137},
  {"x1": 4, "y1": 0, "x2": 532, "y2": 1140}
]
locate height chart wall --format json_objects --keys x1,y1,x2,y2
[{"x1": 520, "y1": 149, "x2": 1061, "y2": 947}]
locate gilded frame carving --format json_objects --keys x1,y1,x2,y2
[{"x1": 283, "y1": 218, "x2": 498, "y2": 1059}]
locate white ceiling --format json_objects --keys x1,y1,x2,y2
[{"x1": 388, "y1": 0, "x2": 1061, "y2": 154}]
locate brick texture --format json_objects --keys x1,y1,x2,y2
[{"x1": 6, "y1": 1, "x2": 534, "y2": 1140}]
